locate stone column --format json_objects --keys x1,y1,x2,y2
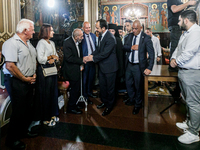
[
  {"x1": 84, "y1": 0, "x2": 98, "y2": 33},
  {"x1": 0, "y1": 0, "x2": 20, "y2": 50},
  {"x1": 0, "y1": 0, "x2": 20, "y2": 88}
]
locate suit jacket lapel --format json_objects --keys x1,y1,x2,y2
[
  {"x1": 99, "y1": 31, "x2": 109, "y2": 50},
  {"x1": 127, "y1": 33, "x2": 134, "y2": 57},
  {"x1": 71, "y1": 37, "x2": 80, "y2": 57},
  {"x1": 138, "y1": 32, "x2": 145, "y2": 51}
]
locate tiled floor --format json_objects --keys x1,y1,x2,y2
[{"x1": 1, "y1": 90, "x2": 200, "y2": 150}]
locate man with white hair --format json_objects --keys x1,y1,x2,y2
[
  {"x1": 2, "y1": 19, "x2": 37, "y2": 149},
  {"x1": 61, "y1": 28, "x2": 84, "y2": 114},
  {"x1": 82, "y1": 22, "x2": 97, "y2": 102}
]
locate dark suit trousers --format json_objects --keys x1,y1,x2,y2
[
  {"x1": 99, "y1": 69, "x2": 116, "y2": 109},
  {"x1": 4, "y1": 75, "x2": 12, "y2": 97},
  {"x1": 7, "y1": 77, "x2": 34, "y2": 141},
  {"x1": 125, "y1": 62, "x2": 143, "y2": 107},
  {"x1": 68, "y1": 80, "x2": 80, "y2": 110},
  {"x1": 83, "y1": 62, "x2": 95, "y2": 98}
]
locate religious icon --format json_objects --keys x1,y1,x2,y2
[
  {"x1": 150, "y1": 4, "x2": 159, "y2": 30},
  {"x1": 103, "y1": 6, "x2": 110, "y2": 23},
  {"x1": 110, "y1": 6, "x2": 117, "y2": 24},
  {"x1": 161, "y1": 3, "x2": 168, "y2": 30}
]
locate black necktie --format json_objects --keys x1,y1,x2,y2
[
  {"x1": 131, "y1": 35, "x2": 137, "y2": 63},
  {"x1": 87, "y1": 35, "x2": 94, "y2": 52},
  {"x1": 98, "y1": 36, "x2": 102, "y2": 47}
]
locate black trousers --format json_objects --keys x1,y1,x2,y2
[
  {"x1": 169, "y1": 26, "x2": 182, "y2": 70},
  {"x1": 99, "y1": 69, "x2": 116, "y2": 109},
  {"x1": 68, "y1": 80, "x2": 80, "y2": 110},
  {"x1": 7, "y1": 77, "x2": 34, "y2": 141},
  {"x1": 125, "y1": 63, "x2": 143, "y2": 108},
  {"x1": 36, "y1": 65, "x2": 59, "y2": 121}
]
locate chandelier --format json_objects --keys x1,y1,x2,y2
[{"x1": 125, "y1": 0, "x2": 141, "y2": 19}]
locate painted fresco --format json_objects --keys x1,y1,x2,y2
[
  {"x1": 102, "y1": 5, "x2": 123, "y2": 26},
  {"x1": 148, "y1": 2, "x2": 169, "y2": 32},
  {"x1": 33, "y1": 0, "x2": 84, "y2": 33},
  {"x1": 102, "y1": 2, "x2": 170, "y2": 32},
  {"x1": 103, "y1": 6, "x2": 110, "y2": 23}
]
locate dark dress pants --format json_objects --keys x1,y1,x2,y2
[
  {"x1": 6, "y1": 77, "x2": 34, "y2": 141},
  {"x1": 169, "y1": 26, "x2": 182, "y2": 70},
  {"x1": 4, "y1": 75, "x2": 12, "y2": 97},
  {"x1": 68, "y1": 80, "x2": 80, "y2": 110},
  {"x1": 83, "y1": 62, "x2": 95, "y2": 98},
  {"x1": 99, "y1": 69, "x2": 116, "y2": 109},
  {"x1": 125, "y1": 63, "x2": 143, "y2": 108}
]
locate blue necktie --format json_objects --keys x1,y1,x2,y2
[{"x1": 131, "y1": 36, "x2": 137, "y2": 63}]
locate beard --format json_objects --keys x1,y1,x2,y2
[
  {"x1": 98, "y1": 32, "x2": 102, "y2": 37},
  {"x1": 180, "y1": 22, "x2": 187, "y2": 31},
  {"x1": 77, "y1": 37, "x2": 82, "y2": 43}
]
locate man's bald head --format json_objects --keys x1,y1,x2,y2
[
  {"x1": 132, "y1": 20, "x2": 143, "y2": 36},
  {"x1": 72, "y1": 28, "x2": 83, "y2": 43},
  {"x1": 82, "y1": 21, "x2": 91, "y2": 34}
]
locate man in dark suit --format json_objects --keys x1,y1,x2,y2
[
  {"x1": 82, "y1": 21, "x2": 97, "y2": 102},
  {"x1": 84, "y1": 19, "x2": 118, "y2": 116},
  {"x1": 123, "y1": 20, "x2": 154, "y2": 115},
  {"x1": 62, "y1": 28, "x2": 84, "y2": 114}
]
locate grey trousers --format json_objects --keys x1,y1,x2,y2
[{"x1": 178, "y1": 69, "x2": 200, "y2": 135}]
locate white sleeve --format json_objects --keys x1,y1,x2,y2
[
  {"x1": 176, "y1": 32, "x2": 200, "y2": 66},
  {"x1": 36, "y1": 40, "x2": 47, "y2": 64},
  {"x1": 2, "y1": 40, "x2": 18, "y2": 62},
  {"x1": 171, "y1": 47, "x2": 178, "y2": 60},
  {"x1": 156, "y1": 38, "x2": 162, "y2": 57}
]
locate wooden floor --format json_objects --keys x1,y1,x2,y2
[{"x1": 1, "y1": 89, "x2": 200, "y2": 150}]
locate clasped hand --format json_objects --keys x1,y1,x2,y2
[
  {"x1": 83, "y1": 55, "x2": 93, "y2": 64},
  {"x1": 131, "y1": 45, "x2": 138, "y2": 51}
]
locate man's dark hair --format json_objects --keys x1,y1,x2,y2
[
  {"x1": 125, "y1": 19, "x2": 133, "y2": 24},
  {"x1": 180, "y1": 10, "x2": 197, "y2": 23},
  {"x1": 97, "y1": 19, "x2": 108, "y2": 29},
  {"x1": 146, "y1": 28, "x2": 152, "y2": 32}
]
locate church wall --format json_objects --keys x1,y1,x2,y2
[
  {"x1": 101, "y1": 1, "x2": 170, "y2": 48},
  {"x1": 101, "y1": 2, "x2": 169, "y2": 33}
]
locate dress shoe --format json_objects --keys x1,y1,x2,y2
[
  {"x1": 125, "y1": 101, "x2": 134, "y2": 106},
  {"x1": 102, "y1": 108, "x2": 112, "y2": 116},
  {"x1": 132, "y1": 107, "x2": 140, "y2": 115},
  {"x1": 25, "y1": 131, "x2": 39, "y2": 138},
  {"x1": 97, "y1": 103, "x2": 105, "y2": 109},
  {"x1": 87, "y1": 99, "x2": 93, "y2": 104},
  {"x1": 77, "y1": 105, "x2": 84, "y2": 109},
  {"x1": 5, "y1": 140, "x2": 26, "y2": 149},
  {"x1": 67, "y1": 108, "x2": 82, "y2": 114},
  {"x1": 88, "y1": 93, "x2": 97, "y2": 98},
  {"x1": 123, "y1": 97, "x2": 130, "y2": 103}
]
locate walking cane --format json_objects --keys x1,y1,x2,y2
[{"x1": 76, "y1": 67, "x2": 87, "y2": 111}]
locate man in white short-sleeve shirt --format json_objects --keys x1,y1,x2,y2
[{"x1": 2, "y1": 19, "x2": 37, "y2": 149}]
